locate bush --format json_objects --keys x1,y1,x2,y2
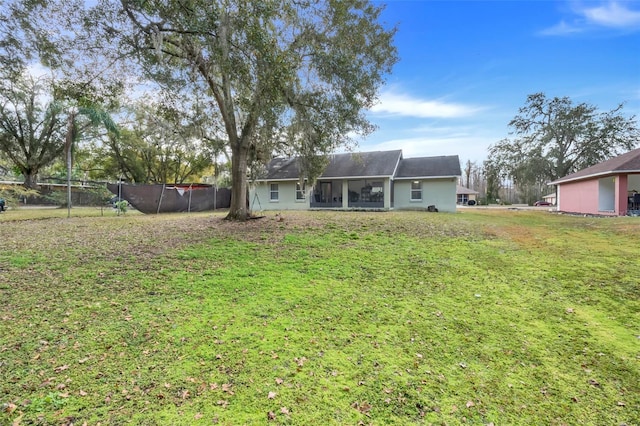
[{"x1": 0, "y1": 186, "x2": 39, "y2": 209}]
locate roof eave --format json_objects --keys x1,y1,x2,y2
[
  {"x1": 549, "y1": 169, "x2": 640, "y2": 185},
  {"x1": 394, "y1": 175, "x2": 460, "y2": 180},
  {"x1": 255, "y1": 174, "x2": 396, "y2": 182},
  {"x1": 321, "y1": 174, "x2": 394, "y2": 180},
  {"x1": 255, "y1": 177, "x2": 300, "y2": 182}
]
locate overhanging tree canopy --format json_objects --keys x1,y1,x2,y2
[{"x1": 96, "y1": 0, "x2": 397, "y2": 220}]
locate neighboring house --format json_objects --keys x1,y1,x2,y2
[
  {"x1": 549, "y1": 147, "x2": 640, "y2": 216},
  {"x1": 250, "y1": 150, "x2": 461, "y2": 212},
  {"x1": 542, "y1": 193, "x2": 556, "y2": 205},
  {"x1": 456, "y1": 185, "x2": 479, "y2": 205}
]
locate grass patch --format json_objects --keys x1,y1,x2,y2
[
  {"x1": 1, "y1": 209, "x2": 638, "y2": 425},
  {"x1": 0, "y1": 206, "x2": 135, "y2": 222}
]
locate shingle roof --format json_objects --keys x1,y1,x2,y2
[
  {"x1": 261, "y1": 157, "x2": 301, "y2": 180},
  {"x1": 549, "y1": 148, "x2": 640, "y2": 185},
  {"x1": 259, "y1": 150, "x2": 461, "y2": 181},
  {"x1": 457, "y1": 185, "x2": 479, "y2": 195},
  {"x1": 394, "y1": 155, "x2": 461, "y2": 179},
  {"x1": 261, "y1": 150, "x2": 403, "y2": 180},
  {"x1": 322, "y1": 150, "x2": 402, "y2": 178}
]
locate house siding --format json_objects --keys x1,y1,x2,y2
[
  {"x1": 394, "y1": 178, "x2": 457, "y2": 212},
  {"x1": 250, "y1": 181, "x2": 310, "y2": 211},
  {"x1": 557, "y1": 179, "x2": 612, "y2": 215}
]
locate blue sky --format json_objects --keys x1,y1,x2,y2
[{"x1": 357, "y1": 0, "x2": 640, "y2": 164}]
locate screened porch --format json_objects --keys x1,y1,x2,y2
[{"x1": 310, "y1": 179, "x2": 386, "y2": 209}]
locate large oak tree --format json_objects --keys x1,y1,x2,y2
[
  {"x1": 99, "y1": 100, "x2": 214, "y2": 184},
  {"x1": 488, "y1": 93, "x2": 639, "y2": 203},
  {"x1": 0, "y1": 0, "x2": 125, "y2": 189},
  {"x1": 96, "y1": 0, "x2": 397, "y2": 220},
  {"x1": 0, "y1": 74, "x2": 66, "y2": 188}
]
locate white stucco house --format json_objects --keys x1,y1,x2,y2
[{"x1": 249, "y1": 150, "x2": 461, "y2": 212}]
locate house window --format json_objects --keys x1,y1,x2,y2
[
  {"x1": 296, "y1": 182, "x2": 306, "y2": 201},
  {"x1": 270, "y1": 183, "x2": 279, "y2": 201},
  {"x1": 457, "y1": 194, "x2": 468, "y2": 205},
  {"x1": 411, "y1": 181, "x2": 422, "y2": 201}
]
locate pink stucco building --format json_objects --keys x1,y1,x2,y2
[{"x1": 549, "y1": 148, "x2": 640, "y2": 216}]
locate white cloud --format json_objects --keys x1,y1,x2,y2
[
  {"x1": 540, "y1": 1, "x2": 640, "y2": 35},
  {"x1": 581, "y1": 1, "x2": 640, "y2": 28},
  {"x1": 539, "y1": 20, "x2": 585, "y2": 36},
  {"x1": 370, "y1": 91, "x2": 483, "y2": 119}
]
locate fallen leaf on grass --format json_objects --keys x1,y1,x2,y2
[
  {"x1": 267, "y1": 391, "x2": 277, "y2": 399},
  {"x1": 194, "y1": 412, "x2": 203, "y2": 419},
  {"x1": 54, "y1": 365, "x2": 69, "y2": 373},
  {"x1": 79, "y1": 390, "x2": 87, "y2": 397},
  {"x1": 3, "y1": 402, "x2": 17, "y2": 414},
  {"x1": 352, "y1": 401, "x2": 372, "y2": 414},
  {"x1": 466, "y1": 400, "x2": 475, "y2": 408},
  {"x1": 267, "y1": 411, "x2": 276, "y2": 420},
  {"x1": 217, "y1": 399, "x2": 228, "y2": 408},
  {"x1": 280, "y1": 407, "x2": 290, "y2": 415},
  {"x1": 275, "y1": 378, "x2": 283, "y2": 385}
]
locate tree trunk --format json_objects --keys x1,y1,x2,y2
[
  {"x1": 225, "y1": 144, "x2": 250, "y2": 221},
  {"x1": 66, "y1": 112, "x2": 75, "y2": 218},
  {"x1": 23, "y1": 172, "x2": 39, "y2": 189}
]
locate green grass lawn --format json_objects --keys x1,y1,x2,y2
[{"x1": 1, "y1": 209, "x2": 638, "y2": 425}]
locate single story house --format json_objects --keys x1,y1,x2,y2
[
  {"x1": 548, "y1": 147, "x2": 640, "y2": 216},
  {"x1": 456, "y1": 185, "x2": 479, "y2": 205},
  {"x1": 250, "y1": 150, "x2": 461, "y2": 212}
]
